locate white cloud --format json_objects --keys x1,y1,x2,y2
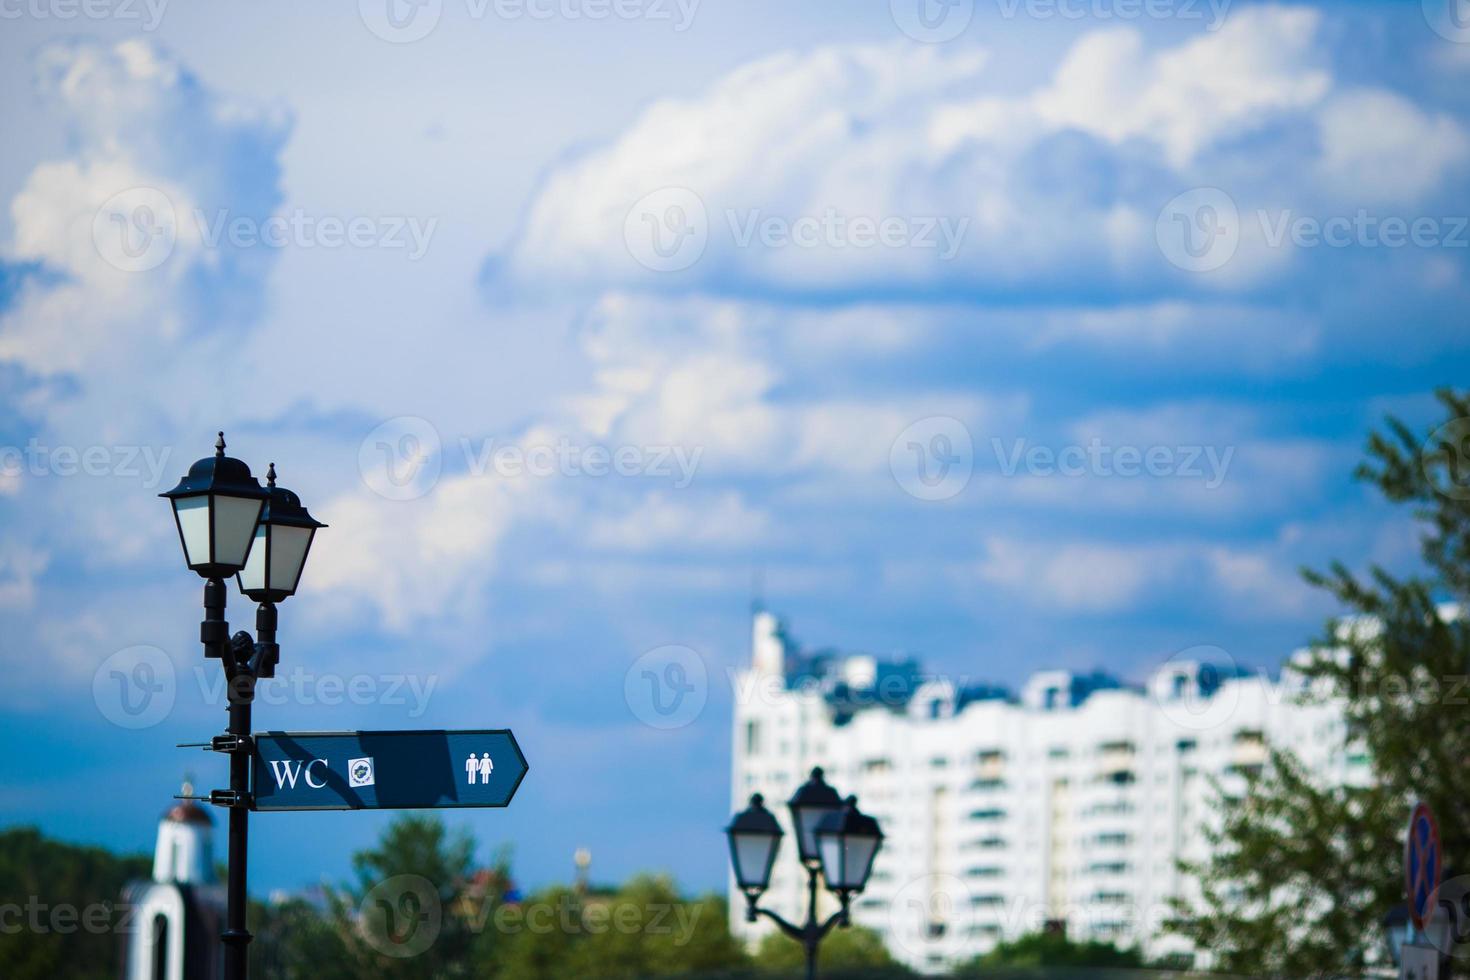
[
  {"x1": 306, "y1": 472, "x2": 529, "y2": 632},
  {"x1": 587, "y1": 490, "x2": 770, "y2": 552},
  {"x1": 3, "y1": 40, "x2": 288, "y2": 378},
  {"x1": 569, "y1": 292, "x2": 1016, "y2": 482},
  {"x1": 1315, "y1": 89, "x2": 1470, "y2": 204},
  {"x1": 1030, "y1": 8, "x2": 1330, "y2": 168},
  {"x1": 492, "y1": 6, "x2": 1464, "y2": 301}
]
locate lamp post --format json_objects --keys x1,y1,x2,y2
[
  {"x1": 160, "y1": 433, "x2": 325, "y2": 980},
  {"x1": 725, "y1": 768, "x2": 884, "y2": 980}
]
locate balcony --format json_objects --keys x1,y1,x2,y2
[
  {"x1": 965, "y1": 866, "x2": 1005, "y2": 879},
  {"x1": 1097, "y1": 740, "x2": 1136, "y2": 777},
  {"x1": 976, "y1": 749, "x2": 1007, "y2": 781},
  {"x1": 1229, "y1": 729, "x2": 1268, "y2": 774}
]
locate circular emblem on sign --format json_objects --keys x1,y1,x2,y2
[{"x1": 1405, "y1": 801, "x2": 1442, "y2": 931}]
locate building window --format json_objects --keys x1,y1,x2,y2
[{"x1": 744, "y1": 721, "x2": 761, "y2": 755}]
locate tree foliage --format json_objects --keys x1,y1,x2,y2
[
  {"x1": 246, "y1": 813, "x2": 754, "y2": 979},
  {"x1": 0, "y1": 826, "x2": 150, "y2": 980},
  {"x1": 753, "y1": 923, "x2": 911, "y2": 976},
  {"x1": 953, "y1": 929, "x2": 1144, "y2": 971},
  {"x1": 489, "y1": 876, "x2": 749, "y2": 980},
  {"x1": 1167, "y1": 388, "x2": 1470, "y2": 976},
  {"x1": 323, "y1": 813, "x2": 486, "y2": 979}
]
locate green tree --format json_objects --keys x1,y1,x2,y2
[
  {"x1": 953, "y1": 929, "x2": 1144, "y2": 971},
  {"x1": 1168, "y1": 389, "x2": 1470, "y2": 976},
  {"x1": 488, "y1": 875, "x2": 750, "y2": 979},
  {"x1": 327, "y1": 814, "x2": 481, "y2": 979},
  {"x1": 251, "y1": 895, "x2": 352, "y2": 980},
  {"x1": 0, "y1": 826, "x2": 151, "y2": 980},
  {"x1": 753, "y1": 923, "x2": 911, "y2": 976}
]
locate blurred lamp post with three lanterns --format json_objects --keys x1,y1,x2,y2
[{"x1": 725, "y1": 767, "x2": 884, "y2": 980}]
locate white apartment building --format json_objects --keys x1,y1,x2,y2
[{"x1": 729, "y1": 610, "x2": 1365, "y2": 973}]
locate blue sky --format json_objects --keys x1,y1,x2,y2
[{"x1": 1, "y1": 0, "x2": 1468, "y2": 897}]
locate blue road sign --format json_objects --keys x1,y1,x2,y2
[{"x1": 250, "y1": 730, "x2": 528, "y2": 812}]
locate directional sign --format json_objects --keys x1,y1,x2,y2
[
  {"x1": 250, "y1": 730, "x2": 528, "y2": 812},
  {"x1": 1406, "y1": 801, "x2": 1442, "y2": 931}
]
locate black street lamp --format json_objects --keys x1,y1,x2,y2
[
  {"x1": 160, "y1": 433, "x2": 325, "y2": 980},
  {"x1": 725, "y1": 768, "x2": 884, "y2": 980}
]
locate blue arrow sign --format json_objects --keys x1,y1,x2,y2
[{"x1": 250, "y1": 730, "x2": 528, "y2": 812}]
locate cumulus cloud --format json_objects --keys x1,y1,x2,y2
[
  {"x1": 490, "y1": 6, "x2": 1466, "y2": 301},
  {"x1": 3, "y1": 39, "x2": 289, "y2": 378},
  {"x1": 569, "y1": 292, "x2": 1017, "y2": 481},
  {"x1": 587, "y1": 490, "x2": 770, "y2": 552},
  {"x1": 1027, "y1": 8, "x2": 1330, "y2": 167},
  {"x1": 305, "y1": 472, "x2": 529, "y2": 632}
]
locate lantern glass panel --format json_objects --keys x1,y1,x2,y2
[
  {"x1": 271, "y1": 524, "x2": 314, "y2": 594},
  {"x1": 238, "y1": 525, "x2": 269, "y2": 593},
  {"x1": 731, "y1": 831, "x2": 778, "y2": 890},
  {"x1": 213, "y1": 494, "x2": 265, "y2": 568},
  {"x1": 822, "y1": 834, "x2": 880, "y2": 891},
  {"x1": 795, "y1": 805, "x2": 840, "y2": 863},
  {"x1": 174, "y1": 496, "x2": 211, "y2": 567}
]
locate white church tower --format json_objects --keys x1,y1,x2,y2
[{"x1": 121, "y1": 782, "x2": 226, "y2": 979}]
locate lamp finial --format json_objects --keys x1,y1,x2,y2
[
  {"x1": 267, "y1": 463, "x2": 276, "y2": 488},
  {"x1": 215, "y1": 432, "x2": 226, "y2": 456}
]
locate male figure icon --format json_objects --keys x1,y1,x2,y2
[{"x1": 465, "y1": 753, "x2": 479, "y2": 785}]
